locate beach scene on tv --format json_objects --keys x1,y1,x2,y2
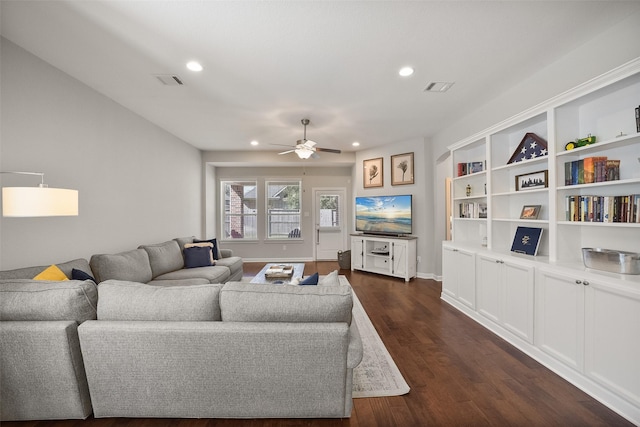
[{"x1": 356, "y1": 195, "x2": 412, "y2": 235}]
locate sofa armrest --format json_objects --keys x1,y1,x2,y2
[
  {"x1": 347, "y1": 320, "x2": 363, "y2": 369},
  {"x1": 219, "y1": 248, "x2": 233, "y2": 258},
  {"x1": 0, "y1": 321, "x2": 92, "y2": 421}
]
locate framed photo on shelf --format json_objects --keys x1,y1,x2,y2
[
  {"x1": 391, "y1": 152, "x2": 414, "y2": 185},
  {"x1": 520, "y1": 205, "x2": 541, "y2": 220},
  {"x1": 515, "y1": 170, "x2": 548, "y2": 191},
  {"x1": 363, "y1": 157, "x2": 383, "y2": 188}
]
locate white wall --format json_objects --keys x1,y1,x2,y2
[
  {"x1": 353, "y1": 137, "x2": 435, "y2": 279},
  {"x1": 429, "y1": 11, "x2": 640, "y2": 277},
  {"x1": 0, "y1": 38, "x2": 203, "y2": 270}
]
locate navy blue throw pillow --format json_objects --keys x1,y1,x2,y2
[
  {"x1": 184, "y1": 246, "x2": 214, "y2": 268},
  {"x1": 71, "y1": 268, "x2": 96, "y2": 283},
  {"x1": 194, "y1": 238, "x2": 220, "y2": 260},
  {"x1": 299, "y1": 272, "x2": 319, "y2": 285}
]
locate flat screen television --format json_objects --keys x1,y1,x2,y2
[{"x1": 355, "y1": 195, "x2": 412, "y2": 236}]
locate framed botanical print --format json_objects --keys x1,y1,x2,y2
[
  {"x1": 363, "y1": 157, "x2": 383, "y2": 188},
  {"x1": 391, "y1": 152, "x2": 414, "y2": 185}
]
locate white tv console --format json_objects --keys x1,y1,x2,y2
[{"x1": 350, "y1": 234, "x2": 417, "y2": 282}]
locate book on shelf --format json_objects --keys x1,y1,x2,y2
[
  {"x1": 564, "y1": 194, "x2": 640, "y2": 223},
  {"x1": 510, "y1": 226, "x2": 543, "y2": 256},
  {"x1": 457, "y1": 160, "x2": 486, "y2": 177},
  {"x1": 563, "y1": 157, "x2": 619, "y2": 186},
  {"x1": 458, "y1": 202, "x2": 487, "y2": 219},
  {"x1": 636, "y1": 105, "x2": 640, "y2": 133}
]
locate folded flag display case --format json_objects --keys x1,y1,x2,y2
[{"x1": 510, "y1": 226, "x2": 543, "y2": 256}]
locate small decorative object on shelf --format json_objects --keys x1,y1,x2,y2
[
  {"x1": 510, "y1": 226, "x2": 543, "y2": 256},
  {"x1": 515, "y1": 170, "x2": 548, "y2": 191},
  {"x1": 507, "y1": 132, "x2": 548, "y2": 164},
  {"x1": 520, "y1": 205, "x2": 541, "y2": 220},
  {"x1": 564, "y1": 134, "x2": 597, "y2": 151},
  {"x1": 466, "y1": 184, "x2": 472, "y2": 197}
]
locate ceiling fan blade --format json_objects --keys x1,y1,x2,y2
[
  {"x1": 315, "y1": 147, "x2": 342, "y2": 154},
  {"x1": 278, "y1": 150, "x2": 295, "y2": 155},
  {"x1": 270, "y1": 143, "x2": 297, "y2": 148}
]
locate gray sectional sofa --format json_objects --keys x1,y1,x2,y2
[
  {"x1": 0, "y1": 243, "x2": 363, "y2": 421},
  {"x1": 90, "y1": 236, "x2": 243, "y2": 285}
]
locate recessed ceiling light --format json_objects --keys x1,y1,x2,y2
[
  {"x1": 186, "y1": 61, "x2": 203, "y2": 72},
  {"x1": 352, "y1": 142, "x2": 360, "y2": 147},
  {"x1": 250, "y1": 140, "x2": 259, "y2": 146},
  {"x1": 399, "y1": 67, "x2": 414, "y2": 77}
]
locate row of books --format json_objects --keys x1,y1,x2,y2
[
  {"x1": 457, "y1": 161, "x2": 485, "y2": 177},
  {"x1": 565, "y1": 194, "x2": 640, "y2": 223},
  {"x1": 458, "y1": 202, "x2": 487, "y2": 219},
  {"x1": 564, "y1": 157, "x2": 620, "y2": 186}
]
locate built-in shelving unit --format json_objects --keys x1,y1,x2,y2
[{"x1": 443, "y1": 59, "x2": 640, "y2": 424}]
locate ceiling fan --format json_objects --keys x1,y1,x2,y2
[{"x1": 273, "y1": 119, "x2": 342, "y2": 159}]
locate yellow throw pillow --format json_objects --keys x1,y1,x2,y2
[{"x1": 33, "y1": 264, "x2": 69, "y2": 281}]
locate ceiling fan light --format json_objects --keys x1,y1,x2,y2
[{"x1": 296, "y1": 149, "x2": 313, "y2": 159}]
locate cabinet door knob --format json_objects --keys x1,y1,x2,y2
[
  {"x1": 583, "y1": 281, "x2": 590, "y2": 286},
  {"x1": 575, "y1": 280, "x2": 582, "y2": 284}
]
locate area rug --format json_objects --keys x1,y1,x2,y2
[{"x1": 341, "y1": 276, "x2": 411, "y2": 398}]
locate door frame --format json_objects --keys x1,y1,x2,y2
[{"x1": 312, "y1": 187, "x2": 348, "y2": 261}]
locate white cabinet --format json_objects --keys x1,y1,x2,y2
[
  {"x1": 442, "y1": 244, "x2": 475, "y2": 308},
  {"x1": 477, "y1": 253, "x2": 534, "y2": 343},
  {"x1": 535, "y1": 267, "x2": 585, "y2": 370},
  {"x1": 350, "y1": 234, "x2": 416, "y2": 281},
  {"x1": 584, "y1": 278, "x2": 640, "y2": 409}
]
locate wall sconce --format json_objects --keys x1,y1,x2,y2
[{"x1": 1, "y1": 171, "x2": 78, "y2": 217}]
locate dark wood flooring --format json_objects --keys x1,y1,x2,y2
[{"x1": 5, "y1": 261, "x2": 633, "y2": 427}]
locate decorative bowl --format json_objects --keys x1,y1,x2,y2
[{"x1": 582, "y1": 248, "x2": 640, "y2": 275}]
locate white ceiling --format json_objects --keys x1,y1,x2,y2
[{"x1": 2, "y1": 1, "x2": 639, "y2": 155}]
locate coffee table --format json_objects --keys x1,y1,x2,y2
[{"x1": 250, "y1": 263, "x2": 305, "y2": 284}]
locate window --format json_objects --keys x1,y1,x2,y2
[
  {"x1": 319, "y1": 194, "x2": 341, "y2": 229},
  {"x1": 222, "y1": 181, "x2": 257, "y2": 240},
  {"x1": 266, "y1": 181, "x2": 301, "y2": 239}
]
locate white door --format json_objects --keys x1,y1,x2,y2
[{"x1": 313, "y1": 188, "x2": 347, "y2": 260}]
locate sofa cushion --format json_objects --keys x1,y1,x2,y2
[
  {"x1": 299, "y1": 272, "x2": 319, "y2": 285},
  {"x1": 0, "y1": 258, "x2": 93, "y2": 281},
  {"x1": 154, "y1": 265, "x2": 230, "y2": 284},
  {"x1": 0, "y1": 279, "x2": 98, "y2": 322},
  {"x1": 212, "y1": 256, "x2": 243, "y2": 278},
  {"x1": 97, "y1": 280, "x2": 222, "y2": 321},
  {"x1": 72, "y1": 268, "x2": 96, "y2": 282},
  {"x1": 194, "y1": 238, "x2": 221, "y2": 260},
  {"x1": 174, "y1": 236, "x2": 195, "y2": 251},
  {"x1": 140, "y1": 240, "x2": 184, "y2": 278},
  {"x1": 318, "y1": 270, "x2": 340, "y2": 287},
  {"x1": 147, "y1": 278, "x2": 211, "y2": 286},
  {"x1": 90, "y1": 249, "x2": 152, "y2": 283},
  {"x1": 33, "y1": 264, "x2": 68, "y2": 281},
  {"x1": 220, "y1": 282, "x2": 353, "y2": 324},
  {"x1": 183, "y1": 246, "x2": 214, "y2": 268}
]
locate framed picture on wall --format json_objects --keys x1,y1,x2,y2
[
  {"x1": 391, "y1": 152, "x2": 414, "y2": 185},
  {"x1": 363, "y1": 157, "x2": 383, "y2": 188}
]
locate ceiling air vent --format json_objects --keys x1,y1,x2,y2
[
  {"x1": 424, "y1": 81, "x2": 454, "y2": 93},
  {"x1": 154, "y1": 74, "x2": 184, "y2": 86}
]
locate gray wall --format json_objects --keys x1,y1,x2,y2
[
  {"x1": 429, "y1": 11, "x2": 640, "y2": 278},
  {"x1": 0, "y1": 38, "x2": 203, "y2": 270},
  {"x1": 353, "y1": 137, "x2": 434, "y2": 279}
]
